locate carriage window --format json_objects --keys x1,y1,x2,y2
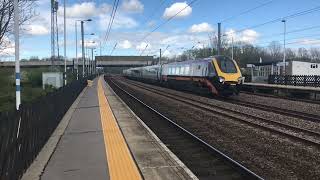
[
  {"x1": 208, "y1": 62, "x2": 216, "y2": 76},
  {"x1": 216, "y1": 56, "x2": 237, "y2": 73},
  {"x1": 185, "y1": 66, "x2": 190, "y2": 74},
  {"x1": 181, "y1": 67, "x2": 185, "y2": 75}
]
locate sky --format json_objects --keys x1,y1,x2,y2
[{"x1": 1, "y1": 0, "x2": 320, "y2": 60}]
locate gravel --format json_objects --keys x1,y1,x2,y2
[
  {"x1": 113, "y1": 77, "x2": 320, "y2": 180},
  {"x1": 233, "y1": 93, "x2": 320, "y2": 116}
]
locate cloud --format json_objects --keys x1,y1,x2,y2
[
  {"x1": 295, "y1": 39, "x2": 320, "y2": 45},
  {"x1": 25, "y1": 25, "x2": 49, "y2": 35},
  {"x1": 136, "y1": 42, "x2": 151, "y2": 51},
  {"x1": 147, "y1": 20, "x2": 156, "y2": 28},
  {"x1": 163, "y1": 2, "x2": 192, "y2": 19},
  {"x1": 58, "y1": 2, "x2": 110, "y2": 18},
  {"x1": 119, "y1": 40, "x2": 132, "y2": 49},
  {"x1": 121, "y1": 0, "x2": 144, "y2": 13},
  {"x1": 225, "y1": 29, "x2": 259, "y2": 44},
  {"x1": 98, "y1": 13, "x2": 138, "y2": 29},
  {"x1": 188, "y1": 22, "x2": 214, "y2": 33}
]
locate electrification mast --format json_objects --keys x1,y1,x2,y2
[{"x1": 51, "y1": 0, "x2": 59, "y2": 64}]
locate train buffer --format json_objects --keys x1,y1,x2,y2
[{"x1": 21, "y1": 76, "x2": 196, "y2": 180}]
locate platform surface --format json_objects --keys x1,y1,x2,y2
[
  {"x1": 244, "y1": 82, "x2": 320, "y2": 91},
  {"x1": 29, "y1": 76, "x2": 195, "y2": 180}
]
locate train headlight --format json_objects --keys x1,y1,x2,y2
[{"x1": 218, "y1": 76, "x2": 225, "y2": 83}]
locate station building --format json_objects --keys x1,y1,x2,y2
[{"x1": 246, "y1": 60, "x2": 320, "y2": 83}]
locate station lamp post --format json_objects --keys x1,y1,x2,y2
[
  {"x1": 282, "y1": 19, "x2": 286, "y2": 75},
  {"x1": 80, "y1": 19, "x2": 92, "y2": 77},
  {"x1": 75, "y1": 21, "x2": 93, "y2": 79}
]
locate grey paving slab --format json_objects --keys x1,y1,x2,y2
[{"x1": 41, "y1": 78, "x2": 109, "y2": 180}]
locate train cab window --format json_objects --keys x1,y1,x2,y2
[{"x1": 216, "y1": 56, "x2": 238, "y2": 73}]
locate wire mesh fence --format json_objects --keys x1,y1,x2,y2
[
  {"x1": 269, "y1": 75, "x2": 320, "y2": 87},
  {"x1": 0, "y1": 75, "x2": 96, "y2": 180}
]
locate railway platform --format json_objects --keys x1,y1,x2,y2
[
  {"x1": 21, "y1": 76, "x2": 196, "y2": 180},
  {"x1": 242, "y1": 82, "x2": 320, "y2": 100}
]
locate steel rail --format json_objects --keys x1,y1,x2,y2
[
  {"x1": 108, "y1": 77, "x2": 264, "y2": 180},
  {"x1": 222, "y1": 98, "x2": 320, "y2": 123},
  {"x1": 121, "y1": 78, "x2": 320, "y2": 147}
]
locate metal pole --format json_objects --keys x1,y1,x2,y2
[
  {"x1": 64, "y1": 0, "x2": 67, "y2": 85},
  {"x1": 159, "y1": 48, "x2": 162, "y2": 65},
  {"x1": 91, "y1": 48, "x2": 94, "y2": 75},
  {"x1": 232, "y1": 36, "x2": 234, "y2": 59},
  {"x1": 81, "y1": 21, "x2": 85, "y2": 77},
  {"x1": 75, "y1": 21, "x2": 78, "y2": 80},
  {"x1": 218, "y1": 23, "x2": 221, "y2": 55},
  {"x1": 282, "y1": 20, "x2": 286, "y2": 75},
  {"x1": 100, "y1": 41, "x2": 102, "y2": 56},
  {"x1": 14, "y1": 0, "x2": 20, "y2": 110}
]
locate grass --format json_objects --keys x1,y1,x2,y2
[{"x1": 0, "y1": 67, "x2": 76, "y2": 112}]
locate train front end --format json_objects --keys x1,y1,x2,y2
[{"x1": 211, "y1": 56, "x2": 243, "y2": 96}]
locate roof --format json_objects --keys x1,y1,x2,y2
[{"x1": 96, "y1": 56, "x2": 154, "y2": 61}]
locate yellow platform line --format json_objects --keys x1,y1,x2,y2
[{"x1": 97, "y1": 77, "x2": 142, "y2": 180}]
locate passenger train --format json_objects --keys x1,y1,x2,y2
[{"x1": 123, "y1": 55, "x2": 244, "y2": 96}]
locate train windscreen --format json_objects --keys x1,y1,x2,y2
[{"x1": 216, "y1": 56, "x2": 237, "y2": 73}]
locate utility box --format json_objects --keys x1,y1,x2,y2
[{"x1": 42, "y1": 72, "x2": 63, "y2": 89}]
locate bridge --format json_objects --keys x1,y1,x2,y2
[{"x1": 0, "y1": 56, "x2": 155, "y2": 68}]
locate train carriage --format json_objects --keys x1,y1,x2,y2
[{"x1": 123, "y1": 55, "x2": 244, "y2": 96}]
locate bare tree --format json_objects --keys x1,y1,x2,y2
[
  {"x1": 268, "y1": 41, "x2": 282, "y2": 60},
  {"x1": 309, "y1": 48, "x2": 320, "y2": 62},
  {"x1": 0, "y1": 0, "x2": 36, "y2": 48},
  {"x1": 285, "y1": 48, "x2": 296, "y2": 60},
  {"x1": 297, "y1": 47, "x2": 309, "y2": 61}
]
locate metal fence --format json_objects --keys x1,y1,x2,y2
[
  {"x1": 268, "y1": 75, "x2": 320, "y2": 87},
  {"x1": 0, "y1": 76, "x2": 95, "y2": 180}
]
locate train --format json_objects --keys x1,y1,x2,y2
[{"x1": 123, "y1": 55, "x2": 244, "y2": 96}]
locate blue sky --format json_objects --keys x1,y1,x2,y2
[{"x1": 2, "y1": 0, "x2": 320, "y2": 60}]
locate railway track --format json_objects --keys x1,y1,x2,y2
[
  {"x1": 120, "y1": 78, "x2": 320, "y2": 147},
  {"x1": 106, "y1": 77, "x2": 263, "y2": 180},
  {"x1": 241, "y1": 91, "x2": 320, "y2": 105},
  {"x1": 222, "y1": 98, "x2": 320, "y2": 123}
]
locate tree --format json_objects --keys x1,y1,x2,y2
[
  {"x1": 309, "y1": 48, "x2": 320, "y2": 62},
  {"x1": 285, "y1": 48, "x2": 296, "y2": 60},
  {"x1": 0, "y1": 0, "x2": 36, "y2": 48},
  {"x1": 268, "y1": 41, "x2": 282, "y2": 60},
  {"x1": 297, "y1": 48, "x2": 309, "y2": 61}
]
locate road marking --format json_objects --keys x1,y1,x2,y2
[{"x1": 97, "y1": 77, "x2": 142, "y2": 180}]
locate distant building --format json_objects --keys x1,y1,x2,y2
[{"x1": 246, "y1": 60, "x2": 320, "y2": 83}]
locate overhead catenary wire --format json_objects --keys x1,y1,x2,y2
[
  {"x1": 253, "y1": 33, "x2": 320, "y2": 46},
  {"x1": 227, "y1": 5, "x2": 320, "y2": 35},
  {"x1": 140, "y1": 0, "x2": 199, "y2": 42},
  {"x1": 141, "y1": 0, "x2": 168, "y2": 27},
  {"x1": 220, "y1": 0, "x2": 274, "y2": 23},
  {"x1": 104, "y1": 0, "x2": 120, "y2": 44},
  {"x1": 110, "y1": 42, "x2": 117, "y2": 55},
  {"x1": 258, "y1": 25, "x2": 320, "y2": 40}
]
